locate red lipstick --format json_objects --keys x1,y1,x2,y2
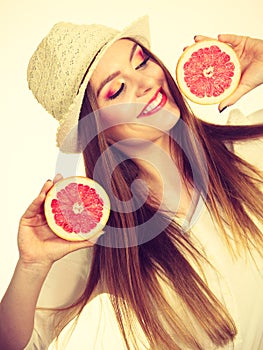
[{"x1": 138, "y1": 88, "x2": 167, "y2": 118}]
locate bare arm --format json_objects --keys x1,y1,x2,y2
[
  {"x1": 0, "y1": 176, "x2": 95, "y2": 350},
  {"x1": 0, "y1": 261, "x2": 51, "y2": 349}
]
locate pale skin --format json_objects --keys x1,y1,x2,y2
[
  {"x1": 0, "y1": 175, "x2": 94, "y2": 349},
  {"x1": 0, "y1": 34, "x2": 263, "y2": 350}
]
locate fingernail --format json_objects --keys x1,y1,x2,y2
[
  {"x1": 194, "y1": 35, "x2": 197, "y2": 40},
  {"x1": 47, "y1": 179, "x2": 52, "y2": 182},
  {"x1": 53, "y1": 173, "x2": 63, "y2": 182},
  {"x1": 219, "y1": 106, "x2": 228, "y2": 113}
]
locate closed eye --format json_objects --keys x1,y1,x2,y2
[
  {"x1": 108, "y1": 82, "x2": 125, "y2": 100},
  {"x1": 135, "y1": 56, "x2": 150, "y2": 70}
]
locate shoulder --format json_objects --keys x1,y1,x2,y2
[
  {"x1": 226, "y1": 108, "x2": 263, "y2": 171},
  {"x1": 227, "y1": 108, "x2": 263, "y2": 126}
]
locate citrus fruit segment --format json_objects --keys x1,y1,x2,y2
[
  {"x1": 44, "y1": 176, "x2": 110, "y2": 241},
  {"x1": 176, "y1": 39, "x2": 241, "y2": 105}
]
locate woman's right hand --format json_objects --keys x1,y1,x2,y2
[{"x1": 18, "y1": 174, "x2": 94, "y2": 268}]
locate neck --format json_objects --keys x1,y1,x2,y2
[{"x1": 114, "y1": 133, "x2": 195, "y2": 217}]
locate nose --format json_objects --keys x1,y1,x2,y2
[{"x1": 132, "y1": 71, "x2": 156, "y2": 98}]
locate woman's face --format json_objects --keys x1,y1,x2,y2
[{"x1": 89, "y1": 39, "x2": 180, "y2": 146}]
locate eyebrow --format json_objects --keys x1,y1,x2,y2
[{"x1": 96, "y1": 42, "x2": 138, "y2": 98}]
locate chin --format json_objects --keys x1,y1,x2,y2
[{"x1": 146, "y1": 107, "x2": 181, "y2": 133}]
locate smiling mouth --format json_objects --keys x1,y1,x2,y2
[{"x1": 138, "y1": 88, "x2": 167, "y2": 118}]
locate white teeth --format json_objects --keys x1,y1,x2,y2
[{"x1": 143, "y1": 92, "x2": 163, "y2": 114}]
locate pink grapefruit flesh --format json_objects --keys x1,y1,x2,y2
[
  {"x1": 176, "y1": 40, "x2": 241, "y2": 105},
  {"x1": 44, "y1": 176, "x2": 110, "y2": 241}
]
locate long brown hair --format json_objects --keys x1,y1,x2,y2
[{"x1": 57, "y1": 41, "x2": 263, "y2": 349}]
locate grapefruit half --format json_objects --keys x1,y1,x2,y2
[
  {"x1": 176, "y1": 39, "x2": 241, "y2": 105},
  {"x1": 44, "y1": 176, "x2": 110, "y2": 241}
]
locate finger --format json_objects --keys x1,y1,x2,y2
[
  {"x1": 86, "y1": 230, "x2": 105, "y2": 245},
  {"x1": 54, "y1": 230, "x2": 105, "y2": 255},
  {"x1": 183, "y1": 35, "x2": 215, "y2": 51},
  {"x1": 218, "y1": 34, "x2": 244, "y2": 47},
  {"x1": 38, "y1": 174, "x2": 63, "y2": 198},
  {"x1": 22, "y1": 192, "x2": 46, "y2": 219},
  {"x1": 58, "y1": 239, "x2": 95, "y2": 254},
  {"x1": 194, "y1": 35, "x2": 214, "y2": 42},
  {"x1": 39, "y1": 179, "x2": 54, "y2": 195},
  {"x1": 66, "y1": 239, "x2": 96, "y2": 252},
  {"x1": 23, "y1": 180, "x2": 53, "y2": 219},
  {"x1": 53, "y1": 173, "x2": 63, "y2": 184},
  {"x1": 218, "y1": 83, "x2": 251, "y2": 111}
]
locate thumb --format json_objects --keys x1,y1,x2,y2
[
  {"x1": 219, "y1": 83, "x2": 251, "y2": 112},
  {"x1": 63, "y1": 230, "x2": 105, "y2": 253},
  {"x1": 217, "y1": 34, "x2": 244, "y2": 47}
]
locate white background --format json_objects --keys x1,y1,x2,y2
[{"x1": 1, "y1": 0, "x2": 263, "y2": 298}]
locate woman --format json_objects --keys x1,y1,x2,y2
[{"x1": 0, "y1": 16, "x2": 263, "y2": 350}]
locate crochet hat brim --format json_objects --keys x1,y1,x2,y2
[{"x1": 57, "y1": 16, "x2": 150, "y2": 153}]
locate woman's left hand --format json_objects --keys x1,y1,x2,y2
[{"x1": 195, "y1": 34, "x2": 263, "y2": 111}]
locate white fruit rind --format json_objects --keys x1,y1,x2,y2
[
  {"x1": 176, "y1": 39, "x2": 241, "y2": 105},
  {"x1": 44, "y1": 176, "x2": 111, "y2": 242}
]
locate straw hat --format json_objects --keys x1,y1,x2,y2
[{"x1": 27, "y1": 16, "x2": 150, "y2": 153}]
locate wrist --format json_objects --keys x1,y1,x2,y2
[{"x1": 17, "y1": 258, "x2": 52, "y2": 275}]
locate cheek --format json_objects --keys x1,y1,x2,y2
[
  {"x1": 97, "y1": 103, "x2": 140, "y2": 130},
  {"x1": 103, "y1": 124, "x2": 159, "y2": 145},
  {"x1": 99, "y1": 106, "x2": 129, "y2": 129},
  {"x1": 146, "y1": 63, "x2": 166, "y2": 81}
]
